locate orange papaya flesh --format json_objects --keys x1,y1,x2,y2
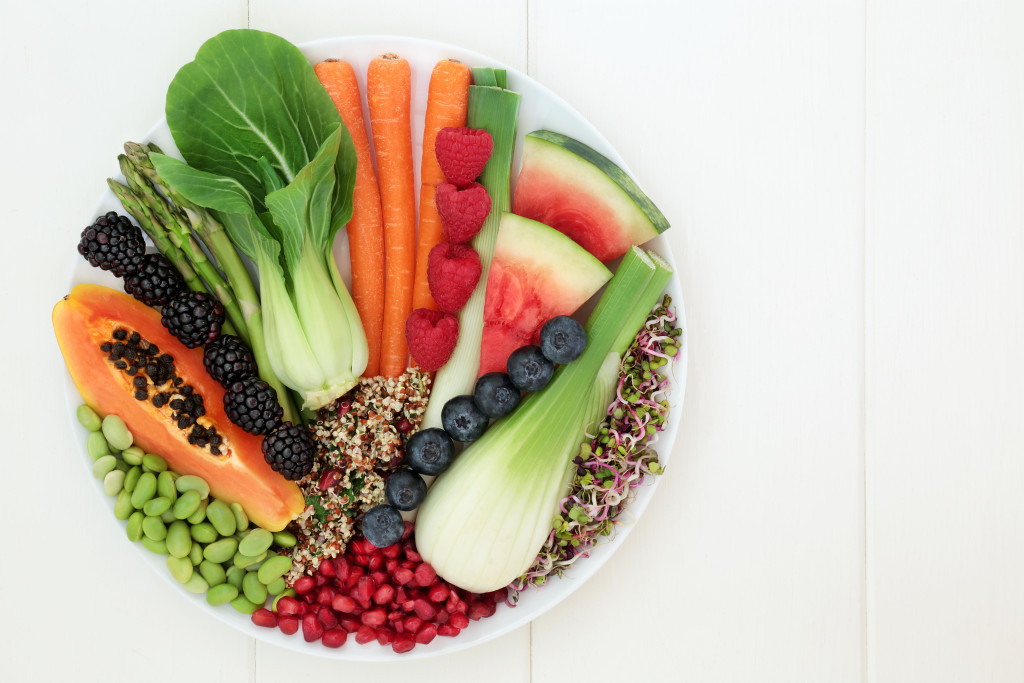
[{"x1": 53, "y1": 284, "x2": 304, "y2": 531}]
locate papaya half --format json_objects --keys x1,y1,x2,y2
[{"x1": 53, "y1": 284, "x2": 304, "y2": 531}]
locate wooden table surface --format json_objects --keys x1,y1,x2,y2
[{"x1": 3, "y1": 1, "x2": 1022, "y2": 681}]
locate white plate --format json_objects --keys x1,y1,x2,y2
[{"x1": 63, "y1": 34, "x2": 688, "y2": 661}]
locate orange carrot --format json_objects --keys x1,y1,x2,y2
[
  {"x1": 367, "y1": 53, "x2": 416, "y2": 378},
  {"x1": 314, "y1": 59, "x2": 385, "y2": 378},
  {"x1": 412, "y1": 59, "x2": 472, "y2": 311}
]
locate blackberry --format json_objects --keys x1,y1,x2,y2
[
  {"x1": 223, "y1": 377, "x2": 282, "y2": 435},
  {"x1": 161, "y1": 291, "x2": 225, "y2": 348},
  {"x1": 77, "y1": 211, "x2": 145, "y2": 277},
  {"x1": 261, "y1": 422, "x2": 314, "y2": 480},
  {"x1": 203, "y1": 335, "x2": 257, "y2": 388},
  {"x1": 124, "y1": 253, "x2": 184, "y2": 307}
]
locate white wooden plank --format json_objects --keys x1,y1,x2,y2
[
  {"x1": 866, "y1": 2, "x2": 1024, "y2": 681},
  {"x1": 529, "y1": 1, "x2": 866, "y2": 681}
]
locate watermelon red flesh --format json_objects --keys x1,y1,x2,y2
[
  {"x1": 512, "y1": 130, "x2": 670, "y2": 263},
  {"x1": 479, "y1": 213, "x2": 611, "y2": 376}
]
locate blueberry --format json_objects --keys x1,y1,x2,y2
[
  {"x1": 405, "y1": 428, "x2": 455, "y2": 476},
  {"x1": 539, "y1": 315, "x2": 587, "y2": 364},
  {"x1": 385, "y1": 468, "x2": 427, "y2": 511},
  {"x1": 473, "y1": 372, "x2": 521, "y2": 418},
  {"x1": 441, "y1": 395, "x2": 489, "y2": 442},
  {"x1": 361, "y1": 504, "x2": 405, "y2": 548},
  {"x1": 506, "y1": 345, "x2": 555, "y2": 392}
]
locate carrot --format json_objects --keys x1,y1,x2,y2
[
  {"x1": 412, "y1": 59, "x2": 472, "y2": 311},
  {"x1": 367, "y1": 53, "x2": 416, "y2": 378},
  {"x1": 314, "y1": 59, "x2": 386, "y2": 378}
]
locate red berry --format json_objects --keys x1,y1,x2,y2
[
  {"x1": 435, "y1": 182, "x2": 491, "y2": 243},
  {"x1": 405, "y1": 308, "x2": 459, "y2": 371},
  {"x1": 435, "y1": 126, "x2": 494, "y2": 186},
  {"x1": 427, "y1": 242, "x2": 481, "y2": 313}
]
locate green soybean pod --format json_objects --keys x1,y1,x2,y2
[
  {"x1": 230, "y1": 503, "x2": 249, "y2": 532},
  {"x1": 272, "y1": 530, "x2": 298, "y2": 548},
  {"x1": 175, "y1": 475, "x2": 210, "y2": 499},
  {"x1": 232, "y1": 550, "x2": 266, "y2": 570},
  {"x1": 187, "y1": 499, "x2": 208, "y2": 525},
  {"x1": 141, "y1": 536, "x2": 168, "y2": 555},
  {"x1": 238, "y1": 528, "x2": 273, "y2": 557},
  {"x1": 242, "y1": 572, "x2": 268, "y2": 605},
  {"x1": 130, "y1": 472, "x2": 157, "y2": 509},
  {"x1": 182, "y1": 573, "x2": 209, "y2": 594},
  {"x1": 265, "y1": 577, "x2": 287, "y2": 596},
  {"x1": 156, "y1": 472, "x2": 177, "y2": 503},
  {"x1": 271, "y1": 588, "x2": 295, "y2": 612},
  {"x1": 86, "y1": 432, "x2": 109, "y2": 461},
  {"x1": 142, "y1": 516, "x2": 167, "y2": 541},
  {"x1": 103, "y1": 470, "x2": 126, "y2": 497},
  {"x1": 126, "y1": 511, "x2": 145, "y2": 542},
  {"x1": 206, "y1": 500, "x2": 236, "y2": 537},
  {"x1": 120, "y1": 446, "x2": 144, "y2": 466},
  {"x1": 101, "y1": 414, "x2": 133, "y2": 451},
  {"x1": 199, "y1": 560, "x2": 227, "y2": 587},
  {"x1": 77, "y1": 404, "x2": 102, "y2": 431},
  {"x1": 190, "y1": 522, "x2": 218, "y2": 544},
  {"x1": 188, "y1": 542, "x2": 204, "y2": 566},
  {"x1": 166, "y1": 556, "x2": 193, "y2": 584},
  {"x1": 166, "y1": 521, "x2": 192, "y2": 559},
  {"x1": 206, "y1": 583, "x2": 238, "y2": 606},
  {"x1": 230, "y1": 595, "x2": 259, "y2": 614},
  {"x1": 92, "y1": 455, "x2": 117, "y2": 480},
  {"x1": 226, "y1": 565, "x2": 246, "y2": 590},
  {"x1": 256, "y1": 555, "x2": 292, "y2": 585},
  {"x1": 203, "y1": 537, "x2": 238, "y2": 564},
  {"x1": 114, "y1": 490, "x2": 134, "y2": 520},
  {"x1": 172, "y1": 490, "x2": 201, "y2": 519},
  {"x1": 123, "y1": 466, "x2": 141, "y2": 493},
  {"x1": 142, "y1": 453, "x2": 167, "y2": 473}
]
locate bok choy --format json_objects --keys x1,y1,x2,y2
[{"x1": 415, "y1": 246, "x2": 673, "y2": 592}]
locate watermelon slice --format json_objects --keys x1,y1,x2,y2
[
  {"x1": 512, "y1": 130, "x2": 670, "y2": 263},
  {"x1": 479, "y1": 213, "x2": 612, "y2": 376}
]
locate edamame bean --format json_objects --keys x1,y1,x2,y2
[
  {"x1": 101, "y1": 414, "x2": 133, "y2": 451},
  {"x1": 190, "y1": 522, "x2": 218, "y2": 544},
  {"x1": 130, "y1": 472, "x2": 157, "y2": 509},
  {"x1": 114, "y1": 490, "x2": 134, "y2": 520},
  {"x1": 230, "y1": 503, "x2": 248, "y2": 532},
  {"x1": 166, "y1": 556, "x2": 193, "y2": 584},
  {"x1": 120, "y1": 446, "x2": 144, "y2": 466},
  {"x1": 203, "y1": 537, "x2": 238, "y2": 564},
  {"x1": 86, "y1": 432, "x2": 109, "y2": 461},
  {"x1": 103, "y1": 469, "x2": 126, "y2": 497},
  {"x1": 142, "y1": 516, "x2": 167, "y2": 541},
  {"x1": 175, "y1": 475, "x2": 210, "y2": 499},
  {"x1": 272, "y1": 530, "x2": 297, "y2": 548},
  {"x1": 242, "y1": 572, "x2": 268, "y2": 604},
  {"x1": 156, "y1": 472, "x2": 177, "y2": 503},
  {"x1": 206, "y1": 583, "x2": 238, "y2": 606},
  {"x1": 142, "y1": 453, "x2": 167, "y2": 473},
  {"x1": 172, "y1": 490, "x2": 201, "y2": 519},
  {"x1": 92, "y1": 455, "x2": 117, "y2": 480},
  {"x1": 126, "y1": 511, "x2": 144, "y2": 542},
  {"x1": 160, "y1": 508, "x2": 177, "y2": 524},
  {"x1": 199, "y1": 560, "x2": 226, "y2": 587},
  {"x1": 123, "y1": 466, "x2": 141, "y2": 493},
  {"x1": 143, "y1": 497, "x2": 171, "y2": 516},
  {"x1": 232, "y1": 550, "x2": 266, "y2": 570},
  {"x1": 226, "y1": 566, "x2": 246, "y2": 590},
  {"x1": 141, "y1": 536, "x2": 168, "y2": 555},
  {"x1": 188, "y1": 542, "x2": 204, "y2": 566},
  {"x1": 239, "y1": 528, "x2": 273, "y2": 557},
  {"x1": 266, "y1": 577, "x2": 287, "y2": 596},
  {"x1": 206, "y1": 500, "x2": 236, "y2": 537},
  {"x1": 182, "y1": 573, "x2": 209, "y2": 594},
  {"x1": 113, "y1": 459, "x2": 131, "y2": 473},
  {"x1": 271, "y1": 589, "x2": 295, "y2": 612},
  {"x1": 166, "y1": 521, "x2": 192, "y2": 559},
  {"x1": 230, "y1": 595, "x2": 259, "y2": 614},
  {"x1": 77, "y1": 404, "x2": 102, "y2": 431},
  {"x1": 256, "y1": 555, "x2": 292, "y2": 585},
  {"x1": 187, "y1": 499, "x2": 208, "y2": 525}
]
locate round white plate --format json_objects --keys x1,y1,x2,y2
[{"x1": 63, "y1": 34, "x2": 688, "y2": 661}]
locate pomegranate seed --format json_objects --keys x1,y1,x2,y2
[
  {"x1": 435, "y1": 610, "x2": 449, "y2": 624},
  {"x1": 468, "y1": 600, "x2": 496, "y2": 620},
  {"x1": 403, "y1": 615, "x2": 423, "y2": 633},
  {"x1": 322, "y1": 627, "x2": 348, "y2": 648},
  {"x1": 318, "y1": 468, "x2": 342, "y2": 491},
  {"x1": 395, "y1": 415, "x2": 414, "y2": 433},
  {"x1": 437, "y1": 623, "x2": 460, "y2": 637},
  {"x1": 402, "y1": 599, "x2": 416, "y2": 612},
  {"x1": 332, "y1": 595, "x2": 357, "y2": 613},
  {"x1": 278, "y1": 615, "x2": 300, "y2": 635},
  {"x1": 351, "y1": 576, "x2": 376, "y2": 603},
  {"x1": 336, "y1": 398, "x2": 352, "y2": 418},
  {"x1": 413, "y1": 563, "x2": 436, "y2": 586},
  {"x1": 381, "y1": 543, "x2": 402, "y2": 559},
  {"x1": 302, "y1": 613, "x2": 324, "y2": 642},
  {"x1": 318, "y1": 558, "x2": 337, "y2": 578},
  {"x1": 385, "y1": 558, "x2": 399, "y2": 572},
  {"x1": 400, "y1": 559, "x2": 417, "y2": 570},
  {"x1": 368, "y1": 553, "x2": 384, "y2": 571},
  {"x1": 361, "y1": 608, "x2": 386, "y2": 627},
  {"x1": 393, "y1": 568, "x2": 414, "y2": 585},
  {"x1": 251, "y1": 608, "x2": 278, "y2": 628},
  {"x1": 387, "y1": 608, "x2": 403, "y2": 623},
  {"x1": 450, "y1": 612, "x2": 469, "y2": 629},
  {"x1": 276, "y1": 596, "x2": 302, "y2": 616},
  {"x1": 392, "y1": 634, "x2": 416, "y2": 654},
  {"x1": 355, "y1": 625, "x2": 377, "y2": 644},
  {"x1": 370, "y1": 570, "x2": 389, "y2": 586},
  {"x1": 487, "y1": 589, "x2": 507, "y2": 603},
  {"x1": 395, "y1": 587, "x2": 408, "y2": 604},
  {"x1": 373, "y1": 584, "x2": 395, "y2": 605},
  {"x1": 334, "y1": 557, "x2": 351, "y2": 581},
  {"x1": 317, "y1": 587, "x2": 335, "y2": 605},
  {"x1": 318, "y1": 605, "x2": 338, "y2": 630},
  {"x1": 293, "y1": 576, "x2": 315, "y2": 595},
  {"x1": 428, "y1": 584, "x2": 450, "y2": 602},
  {"x1": 415, "y1": 623, "x2": 438, "y2": 645},
  {"x1": 413, "y1": 598, "x2": 437, "y2": 620},
  {"x1": 352, "y1": 553, "x2": 370, "y2": 567},
  {"x1": 405, "y1": 549, "x2": 423, "y2": 563},
  {"x1": 377, "y1": 627, "x2": 395, "y2": 645},
  {"x1": 339, "y1": 616, "x2": 362, "y2": 633}
]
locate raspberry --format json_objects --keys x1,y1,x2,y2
[
  {"x1": 435, "y1": 127, "x2": 494, "y2": 186},
  {"x1": 435, "y1": 182, "x2": 491, "y2": 243},
  {"x1": 427, "y1": 242, "x2": 481, "y2": 313},
  {"x1": 405, "y1": 309, "x2": 459, "y2": 371}
]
